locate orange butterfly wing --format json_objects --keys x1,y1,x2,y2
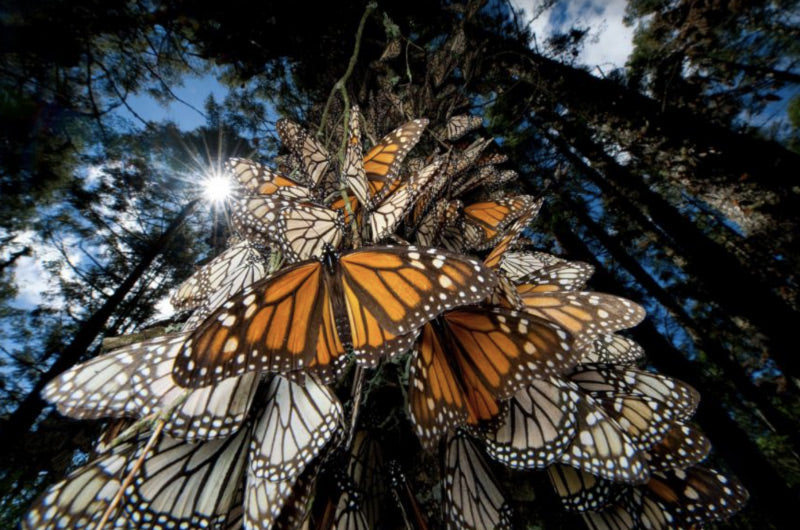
[
  {"x1": 409, "y1": 322, "x2": 471, "y2": 447},
  {"x1": 409, "y1": 307, "x2": 576, "y2": 447},
  {"x1": 339, "y1": 246, "x2": 494, "y2": 365},
  {"x1": 174, "y1": 261, "x2": 346, "y2": 387},
  {"x1": 228, "y1": 158, "x2": 312, "y2": 200},
  {"x1": 463, "y1": 196, "x2": 535, "y2": 244},
  {"x1": 176, "y1": 247, "x2": 496, "y2": 387},
  {"x1": 483, "y1": 199, "x2": 544, "y2": 269},
  {"x1": 363, "y1": 119, "x2": 428, "y2": 204},
  {"x1": 518, "y1": 291, "x2": 645, "y2": 352}
]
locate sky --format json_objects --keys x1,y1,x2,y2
[
  {"x1": 5, "y1": 0, "x2": 637, "y2": 315},
  {"x1": 6, "y1": 72, "x2": 230, "y2": 312},
  {"x1": 117, "y1": 1, "x2": 639, "y2": 134},
  {"x1": 511, "y1": 0, "x2": 636, "y2": 73},
  {"x1": 115, "y1": 71, "x2": 230, "y2": 131}
]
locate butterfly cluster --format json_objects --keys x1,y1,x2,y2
[{"x1": 26, "y1": 109, "x2": 747, "y2": 529}]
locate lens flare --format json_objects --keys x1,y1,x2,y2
[{"x1": 201, "y1": 172, "x2": 233, "y2": 203}]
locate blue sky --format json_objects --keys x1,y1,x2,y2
[{"x1": 115, "y1": 72, "x2": 230, "y2": 131}]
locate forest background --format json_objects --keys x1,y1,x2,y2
[{"x1": 1, "y1": 0, "x2": 799, "y2": 528}]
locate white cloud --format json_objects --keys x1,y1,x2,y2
[
  {"x1": 511, "y1": 0, "x2": 635, "y2": 74},
  {"x1": 150, "y1": 294, "x2": 176, "y2": 323},
  {"x1": 7, "y1": 230, "x2": 82, "y2": 309}
]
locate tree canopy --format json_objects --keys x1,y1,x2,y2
[{"x1": 1, "y1": 1, "x2": 799, "y2": 528}]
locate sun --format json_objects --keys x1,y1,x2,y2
[{"x1": 200, "y1": 170, "x2": 233, "y2": 203}]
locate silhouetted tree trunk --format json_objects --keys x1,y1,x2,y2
[
  {"x1": 532, "y1": 113, "x2": 800, "y2": 380},
  {"x1": 0, "y1": 199, "x2": 198, "y2": 448},
  {"x1": 563, "y1": 193, "x2": 800, "y2": 452},
  {"x1": 551, "y1": 218, "x2": 799, "y2": 528},
  {"x1": 499, "y1": 43, "x2": 800, "y2": 203}
]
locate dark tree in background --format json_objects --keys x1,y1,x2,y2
[{"x1": 1, "y1": 0, "x2": 798, "y2": 528}]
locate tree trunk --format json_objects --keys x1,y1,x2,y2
[
  {"x1": 551, "y1": 218, "x2": 800, "y2": 527},
  {"x1": 536, "y1": 117, "x2": 800, "y2": 379},
  {"x1": 0, "y1": 199, "x2": 198, "y2": 447},
  {"x1": 563, "y1": 193, "x2": 800, "y2": 452},
  {"x1": 499, "y1": 42, "x2": 800, "y2": 200}
]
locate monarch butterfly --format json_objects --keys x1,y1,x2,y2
[
  {"x1": 329, "y1": 478, "x2": 371, "y2": 530},
  {"x1": 645, "y1": 422, "x2": 710, "y2": 472},
  {"x1": 414, "y1": 199, "x2": 450, "y2": 248},
  {"x1": 449, "y1": 165, "x2": 511, "y2": 198},
  {"x1": 240, "y1": 111, "x2": 431, "y2": 258},
  {"x1": 342, "y1": 106, "x2": 371, "y2": 208},
  {"x1": 408, "y1": 306, "x2": 574, "y2": 448},
  {"x1": 367, "y1": 158, "x2": 445, "y2": 243},
  {"x1": 443, "y1": 432, "x2": 513, "y2": 530},
  {"x1": 482, "y1": 377, "x2": 581, "y2": 470},
  {"x1": 250, "y1": 375, "x2": 343, "y2": 483},
  {"x1": 585, "y1": 465, "x2": 749, "y2": 530},
  {"x1": 413, "y1": 199, "x2": 464, "y2": 251},
  {"x1": 518, "y1": 291, "x2": 646, "y2": 353},
  {"x1": 552, "y1": 391, "x2": 649, "y2": 483},
  {"x1": 245, "y1": 376, "x2": 343, "y2": 530},
  {"x1": 174, "y1": 245, "x2": 495, "y2": 388},
  {"x1": 23, "y1": 438, "x2": 136, "y2": 530},
  {"x1": 464, "y1": 195, "x2": 539, "y2": 250},
  {"x1": 343, "y1": 109, "x2": 429, "y2": 207},
  {"x1": 228, "y1": 157, "x2": 313, "y2": 201},
  {"x1": 515, "y1": 260, "x2": 595, "y2": 292},
  {"x1": 483, "y1": 200, "x2": 544, "y2": 269},
  {"x1": 547, "y1": 464, "x2": 621, "y2": 513},
  {"x1": 498, "y1": 254, "x2": 646, "y2": 364},
  {"x1": 245, "y1": 455, "x2": 322, "y2": 530},
  {"x1": 441, "y1": 137, "x2": 493, "y2": 182},
  {"x1": 277, "y1": 119, "x2": 332, "y2": 188},
  {"x1": 339, "y1": 107, "x2": 434, "y2": 240},
  {"x1": 582, "y1": 334, "x2": 645, "y2": 365},
  {"x1": 42, "y1": 332, "x2": 260, "y2": 441},
  {"x1": 232, "y1": 196, "x2": 345, "y2": 263},
  {"x1": 474, "y1": 150, "x2": 509, "y2": 169},
  {"x1": 277, "y1": 456, "x2": 325, "y2": 529},
  {"x1": 31, "y1": 373, "x2": 343, "y2": 530},
  {"x1": 26, "y1": 427, "x2": 250, "y2": 530},
  {"x1": 172, "y1": 269, "x2": 207, "y2": 312},
  {"x1": 330, "y1": 430, "x2": 387, "y2": 529},
  {"x1": 487, "y1": 268, "x2": 525, "y2": 309},
  {"x1": 569, "y1": 364, "x2": 700, "y2": 422},
  {"x1": 586, "y1": 393, "x2": 679, "y2": 452},
  {"x1": 123, "y1": 428, "x2": 250, "y2": 529},
  {"x1": 171, "y1": 239, "x2": 270, "y2": 329},
  {"x1": 444, "y1": 114, "x2": 483, "y2": 141},
  {"x1": 498, "y1": 250, "x2": 565, "y2": 282},
  {"x1": 406, "y1": 158, "x2": 449, "y2": 230},
  {"x1": 41, "y1": 342, "x2": 140, "y2": 421},
  {"x1": 438, "y1": 203, "x2": 469, "y2": 253},
  {"x1": 481, "y1": 375, "x2": 652, "y2": 484},
  {"x1": 129, "y1": 333, "x2": 259, "y2": 441}
]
